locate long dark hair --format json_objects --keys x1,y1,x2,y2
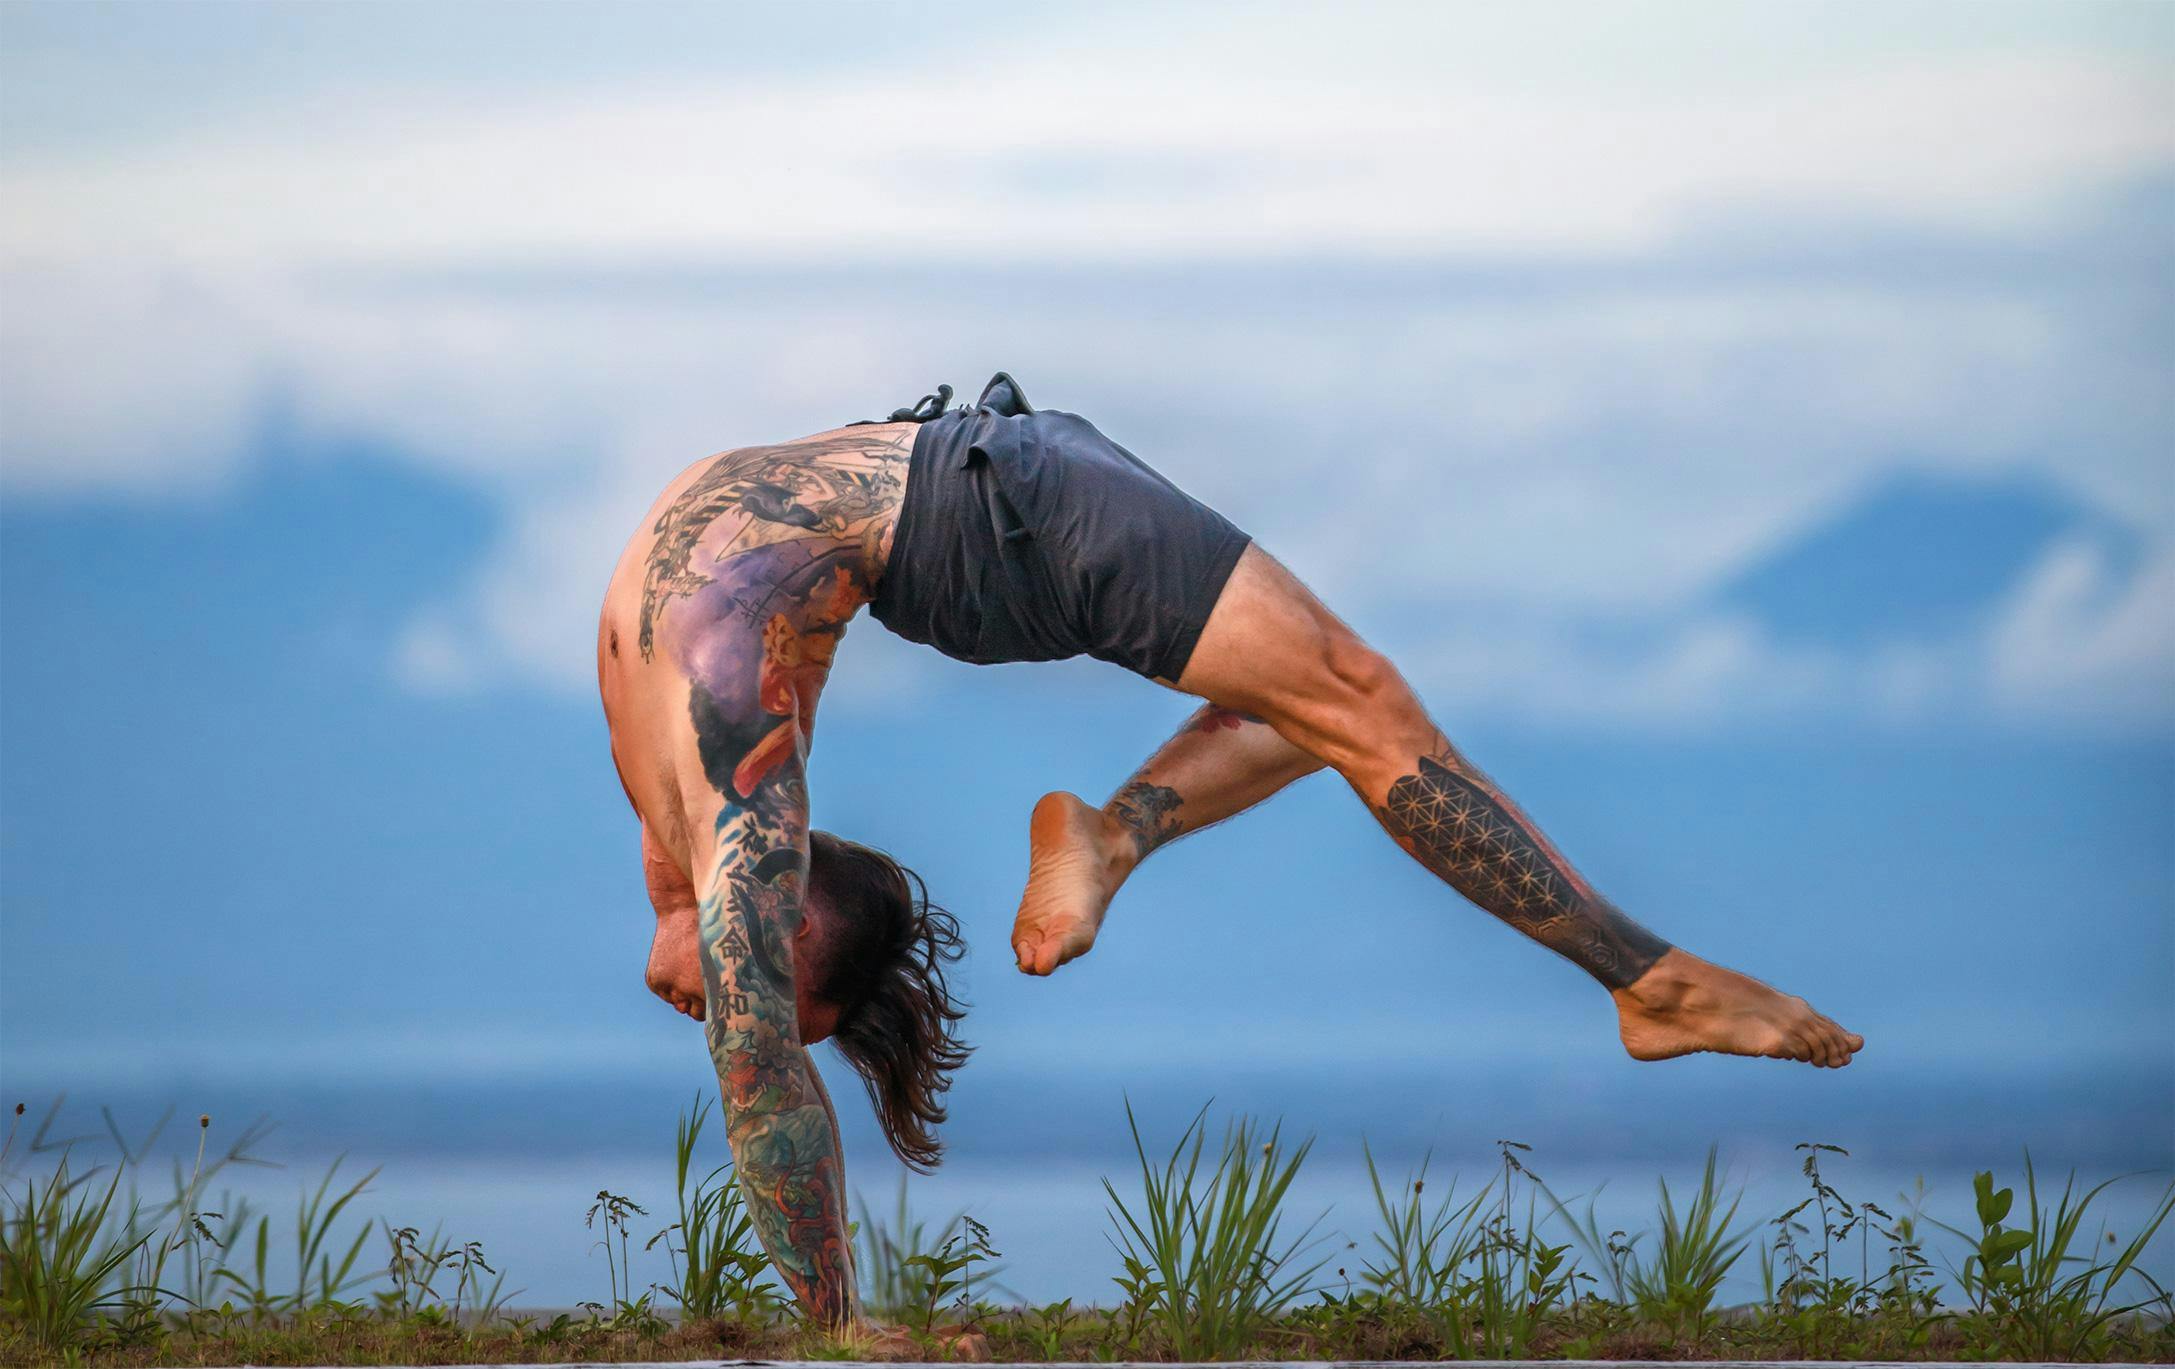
[{"x1": 806, "y1": 831, "x2": 971, "y2": 1171}]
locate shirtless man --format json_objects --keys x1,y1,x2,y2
[{"x1": 596, "y1": 373, "x2": 1863, "y2": 1333}]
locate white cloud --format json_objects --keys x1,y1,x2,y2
[
  {"x1": 1, "y1": 25, "x2": 2166, "y2": 267},
  {"x1": 3, "y1": 250, "x2": 2166, "y2": 730},
  {"x1": 1, "y1": 10, "x2": 2168, "y2": 732},
  {"x1": 1391, "y1": 561, "x2": 2174, "y2": 736},
  {"x1": 1988, "y1": 537, "x2": 2175, "y2": 725},
  {"x1": 0, "y1": 265, "x2": 273, "y2": 493}
]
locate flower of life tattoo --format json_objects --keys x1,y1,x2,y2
[{"x1": 1378, "y1": 753, "x2": 1669, "y2": 989}]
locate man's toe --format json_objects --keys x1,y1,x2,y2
[
  {"x1": 1826, "y1": 1026, "x2": 1855, "y2": 1066},
  {"x1": 1809, "y1": 1018, "x2": 1855, "y2": 1066}
]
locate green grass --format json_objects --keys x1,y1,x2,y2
[
  {"x1": 1102, "y1": 1100, "x2": 1322, "y2": 1359},
  {"x1": 1620, "y1": 1145, "x2": 1748, "y2": 1344},
  {"x1": 853, "y1": 1173, "x2": 1002, "y2": 1341},
  {"x1": 651, "y1": 1095, "x2": 782, "y2": 1328},
  {"x1": 1, "y1": 1096, "x2": 2170, "y2": 1365}
]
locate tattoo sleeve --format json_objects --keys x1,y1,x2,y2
[
  {"x1": 697, "y1": 760, "x2": 858, "y2": 1327},
  {"x1": 635, "y1": 433, "x2": 908, "y2": 1328},
  {"x1": 1377, "y1": 746, "x2": 1670, "y2": 990}
]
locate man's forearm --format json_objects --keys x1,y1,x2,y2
[
  {"x1": 718, "y1": 1044, "x2": 856, "y2": 1324},
  {"x1": 700, "y1": 794, "x2": 857, "y2": 1326},
  {"x1": 1376, "y1": 738, "x2": 1671, "y2": 990}
]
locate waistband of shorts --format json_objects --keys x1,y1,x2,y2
[{"x1": 868, "y1": 407, "x2": 961, "y2": 625}]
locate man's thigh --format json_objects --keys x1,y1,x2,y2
[{"x1": 1174, "y1": 544, "x2": 1433, "y2": 773}]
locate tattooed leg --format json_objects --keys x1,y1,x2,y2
[
  {"x1": 1012, "y1": 705, "x2": 1323, "y2": 975},
  {"x1": 1110, "y1": 706, "x2": 1326, "y2": 858},
  {"x1": 1173, "y1": 544, "x2": 1864, "y2": 1068}
]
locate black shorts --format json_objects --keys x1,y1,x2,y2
[{"x1": 869, "y1": 374, "x2": 1252, "y2": 682}]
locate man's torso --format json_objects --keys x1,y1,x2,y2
[{"x1": 597, "y1": 420, "x2": 918, "y2": 877}]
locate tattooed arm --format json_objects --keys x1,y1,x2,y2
[
  {"x1": 696, "y1": 749, "x2": 858, "y2": 1327},
  {"x1": 618, "y1": 427, "x2": 911, "y2": 1323},
  {"x1": 686, "y1": 582, "x2": 860, "y2": 1324}
]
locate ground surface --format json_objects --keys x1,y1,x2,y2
[{"x1": 182, "y1": 1361, "x2": 2144, "y2": 1368}]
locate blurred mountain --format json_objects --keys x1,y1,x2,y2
[{"x1": 1717, "y1": 472, "x2": 2139, "y2": 647}]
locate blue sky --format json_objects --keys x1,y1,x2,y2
[{"x1": 3, "y1": 1, "x2": 2170, "y2": 1197}]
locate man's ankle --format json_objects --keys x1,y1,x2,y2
[
  {"x1": 1614, "y1": 948, "x2": 1694, "y2": 1006},
  {"x1": 1096, "y1": 810, "x2": 1143, "y2": 889}
]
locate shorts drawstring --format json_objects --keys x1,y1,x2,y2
[{"x1": 886, "y1": 384, "x2": 954, "y2": 423}]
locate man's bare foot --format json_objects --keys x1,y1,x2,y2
[
  {"x1": 1614, "y1": 949, "x2": 1864, "y2": 1068},
  {"x1": 1011, "y1": 791, "x2": 1134, "y2": 976}
]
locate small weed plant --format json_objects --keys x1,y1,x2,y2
[
  {"x1": 1102, "y1": 1100, "x2": 1323, "y2": 1359},
  {"x1": 1936, "y1": 1154, "x2": 2175, "y2": 1360},
  {"x1": 647, "y1": 1095, "x2": 782, "y2": 1327}
]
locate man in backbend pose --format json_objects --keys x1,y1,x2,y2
[{"x1": 596, "y1": 373, "x2": 1863, "y2": 1333}]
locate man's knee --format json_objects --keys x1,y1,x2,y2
[
  {"x1": 1300, "y1": 635, "x2": 1432, "y2": 772},
  {"x1": 1322, "y1": 634, "x2": 1403, "y2": 707}
]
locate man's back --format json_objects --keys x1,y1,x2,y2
[{"x1": 597, "y1": 420, "x2": 916, "y2": 879}]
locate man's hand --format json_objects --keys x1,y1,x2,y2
[
  {"x1": 646, "y1": 908, "x2": 707, "y2": 1020},
  {"x1": 855, "y1": 1322, "x2": 990, "y2": 1362}
]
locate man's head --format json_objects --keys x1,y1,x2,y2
[{"x1": 796, "y1": 830, "x2": 971, "y2": 1171}]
